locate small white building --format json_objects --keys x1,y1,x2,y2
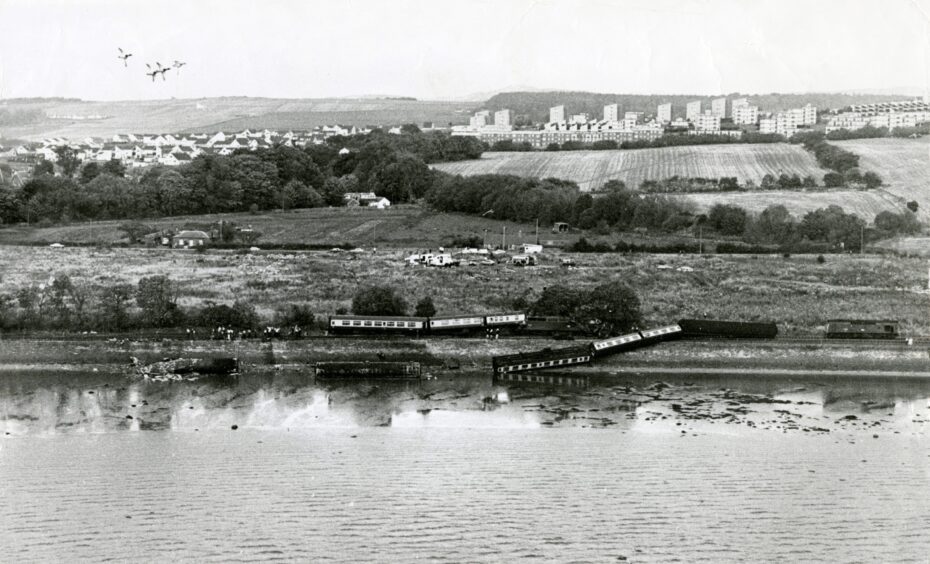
[
  {"x1": 520, "y1": 243, "x2": 543, "y2": 254},
  {"x1": 171, "y1": 230, "x2": 210, "y2": 248}
]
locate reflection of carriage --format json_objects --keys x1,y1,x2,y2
[{"x1": 130, "y1": 356, "x2": 239, "y2": 381}]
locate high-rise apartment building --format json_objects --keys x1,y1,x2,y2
[
  {"x1": 686, "y1": 100, "x2": 702, "y2": 121},
  {"x1": 657, "y1": 103, "x2": 672, "y2": 124}
]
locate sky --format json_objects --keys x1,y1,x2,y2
[{"x1": 2, "y1": 0, "x2": 930, "y2": 101}]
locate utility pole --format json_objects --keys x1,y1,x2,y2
[
  {"x1": 535, "y1": 218, "x2": 540, "y2": 245},
  {"x1": 860, "y1": 224, "x2": 864, "y2": 254},
  {"x1": 698, "y1": 226, "x2": 703, "y2": 254},
  {"x1": 502, "y1": 226, "x2": 507, "y2": 250}
]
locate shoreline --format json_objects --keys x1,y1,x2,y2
[{"x1": 0, "y1": 336, "x2": 927, "y2": 378}]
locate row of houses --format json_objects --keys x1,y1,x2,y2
[{"x1": 0, "y1": 125, "x2": 375, "y2": 168}]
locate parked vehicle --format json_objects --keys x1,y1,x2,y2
[{"x1": 510, "y1": 255, "x2": 537, "y2": 266}]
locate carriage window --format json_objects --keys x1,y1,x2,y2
[
  {"x1": 352, "y1": 321, "x2": 361, "y2": 326},
  {"x1": 364, "y1": 321, "x2": 372, "y2": 326}
]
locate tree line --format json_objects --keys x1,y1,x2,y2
[
  {"x1": 488, "y1": 132, "x2": 786, "y2": 153},
  {"x1": 0, "y1": 128, "x2": 485, "y2": 225},
  {"x1": 788, "y1": 131, "x2": 882, "y2": 189}
]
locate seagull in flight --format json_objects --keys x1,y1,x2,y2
[
  {"x1": 145, "y1": 63, "x2": 159, "y2": 82},
  {"x1": 117, "y1": 47, "x2": 133, "y2": 67},
  {"x1": 172, "y1": 60, "x2": 187, "y2": 75}
]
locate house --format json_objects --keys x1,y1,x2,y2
[
  {"x1": 551, "y1": 222, "x2": 570, "y2": 233},
  {"x1": 367, "y1": 197, "x2": 391, "y2": 209},
  {"x1": 520, "y1": 243, "x2": 543, "y2": 254},
  {"x1": 171, "y1": 230, "x2": 210, "y2": 248}
]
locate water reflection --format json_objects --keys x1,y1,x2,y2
[{"x1": 4, "y1": 369, "x2": 930, "y2": 437}]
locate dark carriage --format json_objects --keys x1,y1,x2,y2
[{"x1": 678, "y1": 319, "x2": 778, "y2": 339}]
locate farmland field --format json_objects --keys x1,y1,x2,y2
[
  {"x1": 833, "y1": 138, "x2": 930, "y2": 220},
  {"x1": 430, "y1": 145, "x2": 830, "y2": 191},
  {"x1": 675, "y1": 189, "x2": 907, "y2": 220}
]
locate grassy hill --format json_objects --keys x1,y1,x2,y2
[
  {"x1": 0, "y1": 97, "x2": 472, "y2": 141},
  {"x1": 833, "y1": 138, "x2": 930, "y2": 220},
  {"x1": 430, "y1": 144, "x2": 917, "y2": 220},
  {"x1": 431, "y1": 145, "x2": 829, "y2": 191},
  {"x1": 676, "y1": 189, "x2": 907, "y2": 220}
]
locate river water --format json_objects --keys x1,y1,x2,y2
[{"x1": 2, "y1": 369, "x2": 930, "y2": 562}]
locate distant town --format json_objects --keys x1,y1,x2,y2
[
  {"x1": 451, "y1": 97, "x2": 930, "y2": 148},
  {"x1": 1, "y1": 95, "x2": 929, "y2": 189}
]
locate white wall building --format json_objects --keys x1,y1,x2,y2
[
  {"x1": 549, "y1": 105, "x2": 565, "y2": 124},
  {"x1": 711, "y1": 97, "x2": 727, "y2": 118},
  {"x1": 686, "y1": 100, "x2": 702, "y2": 121},
  {"x1": 603, "y1": 104, "x2": 619, "y2": 122},
  {"x1": 732, "y1": 105, "x2": 759, "y2": 125},
  {"x1": 694, "y1": 111, "x2": 721, "y2": 132},
  {"x1": 657, "y1": 103, "x2": 672, "y2": 124},
  {"x1": 494, "y1": 109, "x2": 512, "y2": 127}
]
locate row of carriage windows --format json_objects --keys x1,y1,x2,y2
[
  {"x1": 506, "y1": 356, "x2": 589, "y2": 371},
  {"x1": 338, "y1": 320, "x2": 420, "y2": 328}
]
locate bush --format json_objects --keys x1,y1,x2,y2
[
  {"x1": 352, "y1": 285, "x2": 408, "y2": 316},
  {"x1": 198, "y1": 301, "x2": 259, "y2": 330},
  {"x1": 816, "y1": 255, "x2": 826, "y2": 264},
  {"x1": 274, "y1": 304, "x2": 315, "y2": 328},
  {"x1": 414, "y1": 296, "x2": 436, "y2": 318}
]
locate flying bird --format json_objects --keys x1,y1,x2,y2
[
  {"x1": 145, "y1": 63, "x2": 159, "y2": 82},
  {"x1": 156, "y1": 62, "x2": 170, "y2": 81},
  {"x1": 117, "y1": 47, "x2": 133, "y2": 67},
  {"x1": 172, "y1": 60, "x2": 187, "y2": 75}
]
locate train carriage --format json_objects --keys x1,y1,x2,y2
[
  {"x1": 678, "y1": 319, "x2": 778, "y2": 339},
  {"x1": 825, "y1": 320, "x2": 899, "y2": 339},
  {"x1": 591, "y1": 332, "x2": 643, "y2": 357},
  {"x1": 484, "y1": 312, "x2": 527, "y2": 327},
  {"x1": 328, "y1": 315, "x2": 427, "y2": 334},
  {"x1": 638, "y1": 324, "x2": 683, "y2": 345},
  {"x1": 492, "y1": 345, "x2": 592, "y2": 374},
  {"x1": 428, "y1": 314, "x2": 486, "y2": 333}
]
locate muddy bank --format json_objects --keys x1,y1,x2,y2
[{"x1": 0, "y1": 336, "x2": 928, "y2": 377}]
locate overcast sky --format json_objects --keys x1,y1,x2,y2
[{"x1": 2, "y1": 0, "x2": 930, "y2": 101}]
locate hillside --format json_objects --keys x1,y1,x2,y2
[
  {"x1": 676, "y1": 189, "x2": 907, "y2": 220},
  {"x1": 481, "y1": 91, "x2": 912, "y2": 123},
  {"x1": 833, "y1": 138, "x2": 930, "y2": 219},
  {"x1": 431, "y1": 145, "x2": 829, "y2": 192},
  {"x1": 0, "y1": 205, "x2": 573, "y2": 249},
  {"x1": 0, "y1": 97, "x2": 472, "y2": 141}
]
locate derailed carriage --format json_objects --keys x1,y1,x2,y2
[
  {"x1": 492, "y1": 345, "x2": 593, "y2": 374},
  {"x1": 678, "y1": 319, "x2": 778, "y2": 339}
]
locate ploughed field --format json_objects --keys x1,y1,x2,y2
[
  {"x1": 430, "y1": 145, "x2": 829, "y2": 191},
  {"x1": 833, "y1": 138, "x2": 930, "y2": 221},
  {"x1": 1, "y1": 246, "x2": 926, "y2": 336},
  {"x1": 430, "y1": 144, "x2": 913, "y2": 219}
]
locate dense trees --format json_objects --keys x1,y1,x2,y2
[
  {"x1": 352, "y1": 285, "x2": 408, "y2": 316},
  {"x1": 708, "y1": 204, "x2": 748, "y2": 236},
  {"x1": 531, "y1": 282, "x2": 642, "y2": 336},
  {"x1": 0, "y1": 130, "x2": 486, "y2": 225}
]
